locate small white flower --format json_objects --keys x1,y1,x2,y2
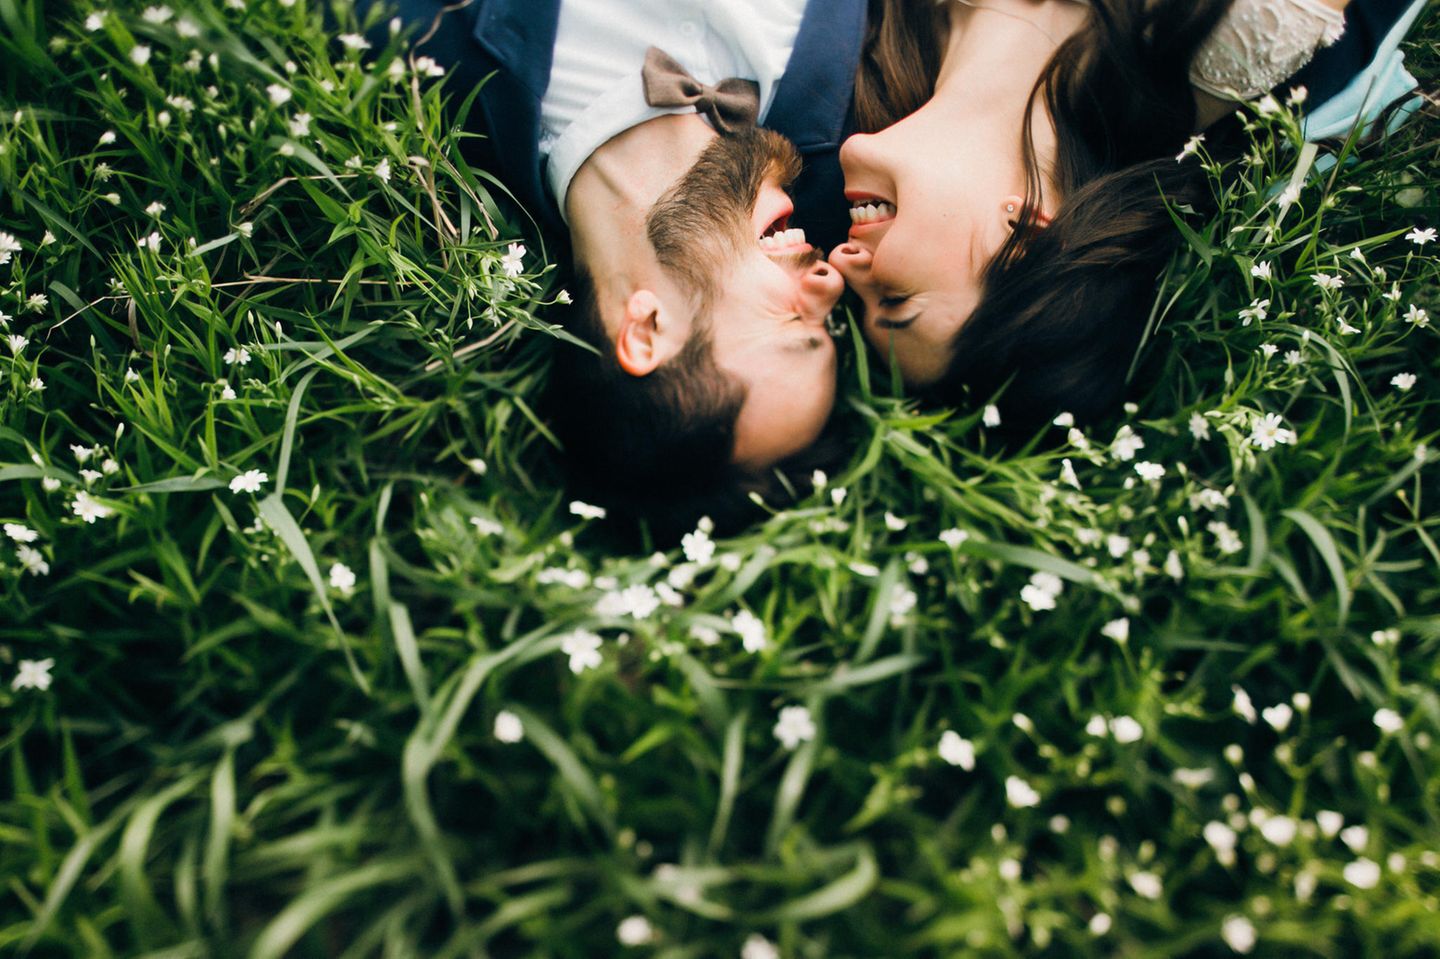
[
  {"x1": 1085, "y1": 714, "x2": 1108, "y2": 737},
  {"x1": 939, "y1": 528, "x2": 969, "y2": 548},
  {"x1": 1175, "y1": 133, "x2": 1204, "y2": 161},
  {"x1": 142, "y1": 5, "x2": 172, "y2": 23},
  {"x1": 1404, "y1": 226, "x2": 1436, "y2": 246},
  {"x1": 1089, "y1": 913, "x2": 1112, "y2": 936},
  {"x1": 1250, "y1": 413, "x2": 1296, "y2": 451},
  {"x1": 615, "y1": 915, "x2": 655, "y2": 946},
  {"x1": 741, "y1": 934, "x2": 780, "y2": 959},
  {"x1": 1101, "y1": 618, "x2": 1129, "y2": 644},
  {"x1": 888, "y1": 586, "x2": 917, "y2": 625},
  {"x1": 266, "y1": 83, "x2": 292, "y2": 106},
  {"x1": 1316, "y1": 810, "x2": 1344, "y2": 838},
  {"x1": 1173, "y1": 767, "x2": 1214, "y2": 789},
  {"x1": 1059, "y1": 458, "x2": 1081, "y2": 490},
  {"x1": 176, "y1": 16, "x2": 200, "y2": 37},
  {"x1": 223, "y1": 346, "x2": 251, "y2": 366},
  {"x1": 883, "y1": 511, "x2": 908, "y2": 532},
  {"x1": 413, "y1": 55, "x2": 447, "y2": 78},
  {"x1": 4, "y1": 523, "x2": 38, "y2": 543},
  {"x1": 1284, "y1": 349, "x2": 1302, "y2": 366},
  {"x1": 497, "y1": 243, "x2": 527, "y2": 277},
  {"x1": 1164, "y1": 549, "x2": 1184, "y2": 580},
  {"x1": 1391, "y1": 372, "x2": 1417, "y2": 391},
  {"x1": 1111, "y1": 424, "x2": 1145, "y2": 461},
  {"x1": 1250, "y1": 261, "x2": 1273, "y2": 281},
  {"x1": 732, "y1": 609, "x2": 768, "y2": 653},
  {"x1": 1190, "y1": 488, "x2": 1230, "y2": 512},
  {"x1": 1403, "y1": 304, "x2": 1429, "y2": 327},
  {"x1": 829, "y1": 486, "x2": 847, "y2": 506},
  {"x1": 1188, "y1": 412, "x2": 1212, "y2": 442},
  {"x1": 1239, "y1": 299, "x2": 1269, "y2": 325},
  {"x1": 1373, "y1": 707, "x2": 1403, "y2": 733},
  {"x1": 85, "y1": 11, "x2": 105, "y2": 30},
  {"x1": 1020, "y1": 571, "x2": 1062, "y2": 612},
  {"x1": 470, "y1": 516, "x2": 503, "y2": 537},
  {"x1": 1261, "y1": 703, "x2": 1293, "y2": 732},
  {"x1": 229, "y1": 469, "x2": 268, "y2": 494},
  {"x1": 982, "y1": 404, "x2": 1001, "y2": 427},
  {"x1": 1232, "y1": 686, "x2": 1257, "y2": 723},
  {"x1": 681, "y1": 527, "x2": 715, "y2": 565},
  {"x1": 1260, "y1": 815, "x2": 1297, "y2": 846},
  {"x1": 493, "y1": 710, "x2": 524, "y2": 743},
  {"x1": 144, "y1": 201, "x2": 167, "y2": 218},
  {"x1": 337, "y1": 33, "x2": 372, "y2": 51},
  {"x1": 1343, "y1": 858, "x2": 1381, "y2": 889},
  {"x1": 560, "y1": 629, "x2": 603, "y2": 673},
  {"x1": 71, "y1": 490, "x2": 114, "y2": 523},
  {"x1": 569, "y1": 500, "x2": 607, "y2": 520},
  {"x1": 1134, "y1": 461, "x2": 1165, "y2": 483},
  {"x1": 16, "y1": 544, "x2": 49, "y2": 576},
  {"x1": 1287, "y1": 85, "x2": 1308, "y2": 106},
  {"x1": 1340, "y1": 824, "x2": 1369, "y2": 853},
  {"x1": 1128, "y1": 870, "x2": 1163, "y2": 900},
  {"x1": 7, "y1": 334, "x2": 28, "y2": 355},
  {"x1": 1053, "y1": 411, "x2": 1074, "y2": 428},
  {"x1": 1221, "y1": 914, "x2": 1257, "y2": 954},
  {"x1": 287, "y1": 112, "x2": 312, "y2": 137},
  {"x1": 1005, "y1": 775, "x2": 1041, "y2": 808},
  {"x1": 1256, "y1": 94, "x2": 1281, "y2": 115},
  {"x1": 1110, "y1": 716, "x2": 1143, "y2": 744},
  {"x1": 1106, "y1": 534, "x2": 1131, "y2": 559},
  {"x1": 130, "y1": 44, "x2": 152, "y2": 66},
  {"x1": 1311, "y1": 273, "x2": 1344, "y2": 292},
  {"x1": 773, "y1": 705, "x2": 816, "y2": 750},
  {"x1": 12, "y1": 658, "x2": 54, "y2": 691},
  {"x1": 328, "y1": 562, "x2": 356, "y2": 595},
  {"x1": 938, "y1": 730, "x2": 975, "y2": 770},
  {"x1": 79, "y1": 469, "x2": 102, "y2": 485}
]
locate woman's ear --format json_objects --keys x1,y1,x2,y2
[
  {"x1": 1002, "y1": 195, "x2": 1053, "y2": 232},
  {"x1": 615, "y1": 289, "x2": 687, "y2": 376}
]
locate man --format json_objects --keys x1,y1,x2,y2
[{"x1": 359, "y1": 0, "x2": 867, "y2": 535}]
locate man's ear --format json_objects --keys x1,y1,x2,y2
[{"x1": 615, "y1": 289, "x2": 687, "y2": 376}]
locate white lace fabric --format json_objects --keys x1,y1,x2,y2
[{"x1": 1190, "y1": 0, "x2": 1347, "y2": 100}]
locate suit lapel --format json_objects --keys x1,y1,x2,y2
[{"x1": 766, "y1": 0, "x2": 868, "y2": 153}]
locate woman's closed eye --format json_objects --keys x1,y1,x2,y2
[{"x1": 875, "y1": 294, "x2": 919, "y2": 330}]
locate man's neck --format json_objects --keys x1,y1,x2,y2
[{"x1": 566, "y1": 114, "x2": 716, "y2": 327}]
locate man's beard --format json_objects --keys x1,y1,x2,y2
[{"x1": 645, "y1": 127, "x2": 802, "y2": 308}]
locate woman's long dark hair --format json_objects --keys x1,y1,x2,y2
[{"x1": 854, "y1": 0, "x2": 1238, "y2": 435}]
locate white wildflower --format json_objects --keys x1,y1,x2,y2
[
  {"x1": 938, "y1": 730, "x2": 975, "y2": 770},
  {"x1": 681, "y1": 527, "x2": 715, "y2": 565},
  {"x1": 337, "y1": 33, "x2": 371, "y2": 51},
  {"x1": 16, "y1": 544, "x2": 49, "y2": 576},
  {"x1": 1134, "y1": 461, "x2": 1165, "y2": 483},
  {"x1": 1316, "y1": 810, "x2": 1343, "y2": 838},
  {"x1": 12, "y1": 658, "x2": 54, "y2": 691},
  {"x1": 1340, "y1": 824, "x2": 1369, "y2": 853},
  {"x1": 1089, "y1": 913, "x2": 1112, "y2": 936},
  {"x1": 1343, "y1": 858, "x2": 1381, "y2": 889},
  {"x1": 569, "y1": 500, "x2": 607, "y2": 520},
  {"x1": 500, "y1": 242, "x2": 526, "y2": 277},
  {"x1": 1311, "y1": 273, "x2": 1343, "y2": 292},
  {"x1": 1373, "y1": 708, "x2": 1403, "y2": 733},
  {"x1": 228, "y1": 469, "x2": 267, "y2": 494},
  {"x1": 1404, "y1": 304, "x2": 1429, "y2": 327},
  {"x1": 560, "y1": 629, "x2": 603, "y2": 673},
  {"x1": 1221, "y1": 915, "x2": 1257, "y2": 954},
  {"x1": 1005, "y1": 775, "x2": 1040, "y2": 808},
  {"x1": 71, "y1": 490, "x2": 114, "y2": 523},
  {"x1": 982, "y1": 404, "x2": 1001, "y2": 427},
  {"x1": 327, "y1": 562, "x2": 356, "y2": 595},
  {"x1": 939, "y1": 528, "x2": 969, "y2": 548},
  {"x1": 1101, "y1": 618, "x2": 1129, "y2": 644},
  {"x1": 1250, "y1": 261, "x2": 1273, "y2": 281},
  {"x1": 1128, "y1": 871, "x2": 1163, "y2": 900},
  {"x1": 1173, "y1": 767, "x2": 1214, "y2": 789},
  {"x1": 1391, "y1": 372, "x2": 1417, "y2": 391},
  {"x1": 1060, "y1": 458, "x2": 1081, "y2": 490},
  {"x1": 1404, "y1": 226, "x2": 1436, "y2": 246},
  {"x1": 773, "y1": 705, "x2": 816, "y2": 750},
  {"x1": 741, "y1": 935, "x2": 779, "y2": 959},
  {"x1": 1111, "y1": 424, "x2": 1144, "y2": 461},
  {"x1": 4, "y1": 523, "x2": 38, "y2": 543},
  {"x1": 85, "y1": 11, "x2": 105, "y2": 30},
  {"x1": 470, "y1": 516, "x2": 503, "y2": 537},
  {"x1": 732, "y1": 609, "x2": 768, "y2": 653},
  {"x1": 130, "y1": 45, "x2": 152, "y2": 66},
  {"x1": 493, "y1": 710, "x2": 524, "y2": 743},
  {"x1": 615, "y1": 915, "x2": 655, "y2": 946},
  {"x1": 1239, "y1": 299, "x2": 1269, "y2": 325},
  {"x1": 1261, "y1": 703, "x2": 1292, "y2": 732},
  {"x1": 1106, "y1": 534, "x2": 1131, "y2": 559},
  {"x1": 1176, "y1": 133, "x2": 1204, "y2": 161},
  {"x1": 1109, "y1": 716, "x2": 1143, "y2": 744},
  {"x1": 1250, "y1": 413, "x2": 1296, "y2": 451},
  {"x1": 1260, "y1": 815, "x2": 1297, "y2": 846},
  {"x1": 1232, "y1": 685, "x2": 1257, "y2": 723},
  {"x1": 883, "y1": 511, "x2": 908, "y2": 532}
]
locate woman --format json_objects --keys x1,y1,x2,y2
[{"x1": 828, "y1": 0, "x2": 1424, "y2": 434}]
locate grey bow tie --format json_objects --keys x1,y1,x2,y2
[{"x1": 641, "y1": 46, "x2": 761, "y2": 135}]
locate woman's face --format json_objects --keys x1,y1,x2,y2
[{"x1": 828, "y1": 99, "x2": 1022, "y2": 387}]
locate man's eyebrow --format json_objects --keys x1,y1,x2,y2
[{"x1": 876, "y1": 313, "x2": 920, "y2": 330}]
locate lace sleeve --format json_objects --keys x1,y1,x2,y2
[{"x1": 1190, "y1": 0, "x2": 1347, "y2": 101}]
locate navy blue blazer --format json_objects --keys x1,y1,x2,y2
[{"x1": 368, "y1": 0, "x2": 868, "y2": 251}]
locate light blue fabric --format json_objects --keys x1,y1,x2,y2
[{"x1": 1303, "y1": 0, "x2": 1430, "y2": 141}]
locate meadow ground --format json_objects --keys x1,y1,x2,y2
[{"x1": 2, "y1": 2, "x2": 1439, "y2": 956}]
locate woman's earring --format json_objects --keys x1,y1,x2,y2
[{"x1": 1005, "y1": 203, "x2": 1017, "y2": 214}]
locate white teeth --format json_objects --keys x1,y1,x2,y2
[
  {"x1": 758, "y1": 227, "x2": 807, "y2": 250},
  {"x1": 848, "y1": 202, "x2": 896, "y2": 224}
]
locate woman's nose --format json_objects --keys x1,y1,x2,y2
[{"x1": 828, "y1": 242, "x2": 872, "y2": 281}]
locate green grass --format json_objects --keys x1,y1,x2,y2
[{"x1": 2, "y1": 1, "x2": 1438, "y2": 956}]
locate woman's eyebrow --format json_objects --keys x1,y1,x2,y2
[{"x1": 876, "y1": 313, "x2": 920, "y2": 330}]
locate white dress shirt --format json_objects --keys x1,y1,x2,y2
[{"x1": 539, "y1": 0, "x2": 809, "y2": 220}]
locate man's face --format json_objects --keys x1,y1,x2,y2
[{"x1": 646, "y1": 130, "x2": 845, "y2": 469}]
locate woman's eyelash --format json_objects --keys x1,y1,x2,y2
[{"x1": 879, "y1": 295, "x2": 910, "y2": 308}]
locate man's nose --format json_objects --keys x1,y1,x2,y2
[{"x1": 798, "y1": 259, "x2": 844, "y2": 323}]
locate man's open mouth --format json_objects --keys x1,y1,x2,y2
[{"x1": 758, "y1": 211, "x2": 810, "y2": 253}]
